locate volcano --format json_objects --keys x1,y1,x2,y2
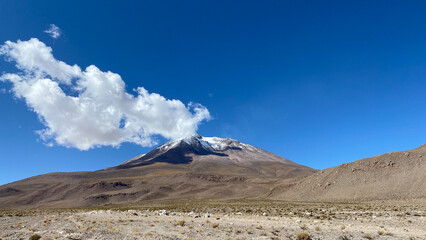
[
  {"x1": 111, "y1": 134, "x2": 312, "y2": 177},
  {"x1": 0, "y1": 135, "x2": 316, "y2": 209}
]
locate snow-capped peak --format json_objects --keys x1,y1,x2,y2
[
  {"x1": 115, "y1": 133, "x2": 296, "y2": 168},
  {"x1": 159, "y1": 134, "x2": 261, "y2": 153}
]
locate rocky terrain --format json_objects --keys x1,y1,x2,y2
[
  {"x1": 0, "y1": 200, "x2": 424, "y2": 240},
  {"x1": 271, "y1": 144, "x2": 426, "y2": 202}
]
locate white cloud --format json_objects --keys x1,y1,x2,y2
[
  {"x1": 0, "y1": 38, "x2": 211, "y2": 150},
  {"x1": 44, "y1": 24, "x2": 61, "y2": 39},
  {"x1": 0, "y1": 39, "x2": 81, "y2": 85}
]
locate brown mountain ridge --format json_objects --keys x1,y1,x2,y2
[
  {"x1": 270, "y1": 144, "x2": 426, "y2": 202},
  {"x1": 0, "y1": 135, "x2": 424, "y2": 209},
  {"x1": 0, "y1": 135, "x2": 315, "y2": 209}
]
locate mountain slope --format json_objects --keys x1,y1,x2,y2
[
  {"x1": 112, "y1": 134, "x2": 309, "y2": 177},
  {"x1": 270, "y1": 144, "x2": 426, "y2": 202},
  {"x1": 2, "y1": 135, "x2": 423, "y2": 209},
  {"x1": 0, "y1": 135, "x2": 316, "y2": 209}
]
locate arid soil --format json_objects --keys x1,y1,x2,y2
[
  {"x1": 0, "y1": 200, "x2": 424, "y2": 240},
  {"x1": 271, "y1": 144, "x2": 426, "y2": 202}
]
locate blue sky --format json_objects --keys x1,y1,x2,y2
[{"x1": 1, "y1": 1, "x2": 426, "y2": 185}]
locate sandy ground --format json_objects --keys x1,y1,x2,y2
[{"x1": 0, "y1": 201, "x2": 425, "y2": 240}]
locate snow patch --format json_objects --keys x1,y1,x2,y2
[{"x1": 155, "y1": 134, "x2": 262, "y2": 153}]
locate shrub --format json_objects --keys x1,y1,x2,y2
[
  {"x1": 363, "y1": 233, "x2": 374, "y2": 239},
  {"x1": 29, "y1": 235, "x2": 41, "y2": 240},
  {"x1": 176, "y1": 220, "x2": 185, "y2": 226},
  {"x1": 296, "y1": 232, "x2": 311, "y2": 240}
]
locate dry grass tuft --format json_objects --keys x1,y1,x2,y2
[
  {"x1": 363, "y1": 233, "x2": 374, "y2": 239},
  {"x1": 296, "y1": 232, "x2": 311, "y2": 240},
  {"x1": 176, "y1": 220, "x2": 185, "y2": 226},
  {"x1": 29, "y1": 235, "x2": 41, "y2": 240}
]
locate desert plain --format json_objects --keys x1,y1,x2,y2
[{"x1": 1, "y1": 199, "x2": 425, "y2": 240}]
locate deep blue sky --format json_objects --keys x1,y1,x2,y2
[{"x1": 1, "y1": 1, "x2": 426, "y2": 185}]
